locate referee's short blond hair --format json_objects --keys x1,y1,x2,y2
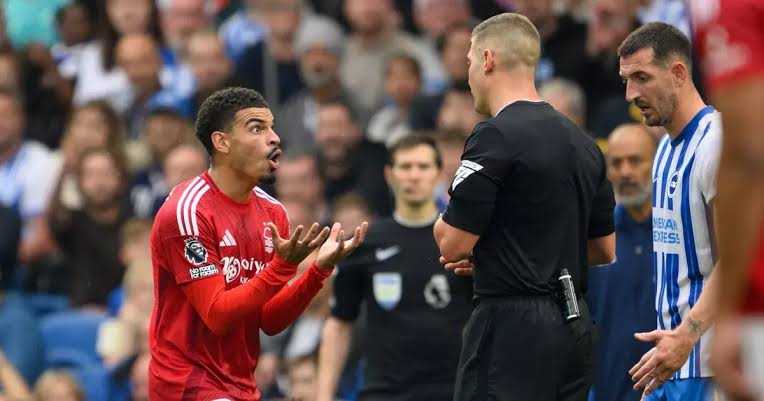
[{"x1": 471, "y1": 13, "x2": 541, "y2": 69}]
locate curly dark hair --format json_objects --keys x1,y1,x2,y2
[{"x1": 195, "y1": 87, "x2": 270, "y2": 156}]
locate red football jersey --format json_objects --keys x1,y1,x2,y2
[
  {"x1": 148, "y1": 172, "x2": 291, "y2": 400},
  {"x1": 691, "y1": 0, "x2": 764, "y2": 313}
]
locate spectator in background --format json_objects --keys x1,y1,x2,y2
[
  {"x1": 97, "y1": 258, "x2": 153, "y2": 366},
  {"x1": 53, "y1": 101, "x2": 126, "y2": 211},
  {"x1": 413, "y1": 0, "x2": 472, "y2": 46},
  {"x1": 638, "y1": 0, "x2": 690, "y2": 38},
  {"x1": 587, "y1": 124, "x2": 656, "y2": 401},
  {"x1": 0, "y1": 89, "x2": 58, "y2": 267},
  {"x1": 315, "y1": 101, "x2": 391, "y2": 216},
  {"x1": 340, "y1": 0, "x2": 444, "y2": 115},
  {"x1": 435, "y1": 82, "x2": 484, "y2": 137},
  {"x1": 409, "y1": 23, "x2": 473, "y2": 130},
  {"x1": 583, "y1": 0, "x2": 641, "y2": 138},
  {"x1": 433, "y1": 129, "x2": 465, "y2": 211},
  {"x1": 286, "y1": 354, "x2": 319, "y2": 401},
  {"x1": 159, "y1": 0, "x2": 213, "y2": 57},
  {"x1": 33, "y1": 370, "x2": 84, "y2": 401},
  {"x1": 116, "y1": 34, "x2": 193, "y2": 139},
  {"x1": 367, "y1": 54, "x2": 421, "y2": 147},
  {"x1": 162, "y1": 142, "x2": 209, "y2": 190},
  {"x1": 277, "y1": 16, "x2": 350, "y2": 156},
  {"x1": 119, "y1": 218, "x2": 153, "y2": 274},
  {"x1": 0, "y1": 205, "x2": 20, "y2": 289},
  {"x1": 131, "y1": 352, "x2": 150, "y2": 401},
  {"x1": 234, "y1": 0, "x2": 305, "y2": 108},
  {"x1": 0, "y1": 350, "x2": 32, "y2": 401},
  {"x1": 510, "y1": 0, "x2": 589, "y2": 84},
  {"x1": 218, "y1": 0, "x2": 268, "y2": 62},
  {"x1": 185, "y1": 31, "x2": 234, "y2": 117},
  {"x1": 49, "y1": 149, "x2": 130, "y2": 307},
  {"x1": 332, "y1": 193, "x2": 374, "y2": 233},
  {"x1": 539, "y1": 78, "x2": 587, "y2": 129},
  {"x1": 72, "y1": 0, "x2": 166, "y2": 113},
  {"x1": 2, "y1": 0, "x2": 69, "y2": 48},
  {"x1": 276, "y1": 154, "x2": 330, "y2": 224},
  {"x1": 127, "y1": 107, "x2": 191, "y2": 218},
  {"x1": 53, "y1": 1, "x2": 94, "y2": 80}
]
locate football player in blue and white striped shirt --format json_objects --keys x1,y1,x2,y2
[{"x1": 617, "y1": 23, "x2": 724, "y2": 401}]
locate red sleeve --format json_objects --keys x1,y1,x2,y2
[
  {"x1": 260, "y1": 263, "x2": 334, "y2": 335},
  {"x1": 180, "y1": 256, "x2": 298, "y2": 335},
  {"x1": 693, "y1": 0, "x2": 764, "y2": 91}
]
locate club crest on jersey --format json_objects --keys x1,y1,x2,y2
[
  {"x1": 184, "y1": 237, "x2": 208, "y2": 265},
  {"x1": 373, "y1": 272, "x2": 402, "y2": 311},
  {"x1": 668, "y1": 172, "x2": 680, "y2": 197},
  {"x1": 263, "y1": 224, "x2": 274, "y2": 254}
]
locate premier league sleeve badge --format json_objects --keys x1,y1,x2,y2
[{"x1": 184, "y1": 237, "x2": 209, "y2": 265}]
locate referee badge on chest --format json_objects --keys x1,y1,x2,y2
[{"x1": 372, "y1": 272, "x2": 402, "y2": 311}]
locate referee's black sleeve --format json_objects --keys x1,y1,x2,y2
[
  {"x1": 588, "y1": 161, "x2": 616, "y2": 238},
  {"x1": 330, "y1": 246, "x2": 369, "y2": 322},
  {"x1": 443, "y1": 122, "x2": 512, "y2": 235}
]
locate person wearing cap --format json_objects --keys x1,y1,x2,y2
[{"x1": 276, "y1": 16, "x2": 362, "y2": 156}]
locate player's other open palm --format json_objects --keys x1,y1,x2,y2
[
  {"x1": 267, "y1": 222, "x2": 330, "y2": 265},
  {"x1": 316, "y1": 222, "x2": 369, "y2": 269}
]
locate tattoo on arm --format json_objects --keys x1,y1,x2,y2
[{"x1": 688, "y1": 318, "x2": 702, "y2": 337}]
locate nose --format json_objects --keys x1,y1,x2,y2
[
  {"x1": 625, "y1": 80, "x2": 639, "y2": 103},
  {"x1": 268, "y1": 128, "x2": 280, "y2": 146}
]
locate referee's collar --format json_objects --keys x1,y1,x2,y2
[{"x1": 494, "y1": 99, "x2": 547, "y2": 117}]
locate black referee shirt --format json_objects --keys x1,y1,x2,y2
[
  {"x1": 331, "y1": 216, "x2": 473, "y2": 400},
  {"x1": 442, "y1": 101, "x2": 615, "y2": 298}
]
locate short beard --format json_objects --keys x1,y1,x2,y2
[
  {"x1": 260, "y1": 174, "x2": 276, "y2": 185},
  {"x1": 302, "y1": 69, "x2": 335, "y2": 89},
  {"x1": 616, "y1": 182, "x2": 651, "y2": 208}
]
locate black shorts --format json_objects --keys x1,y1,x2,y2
[{"x1": 453, "y1": 296, "x2": 597, "y2": 401}]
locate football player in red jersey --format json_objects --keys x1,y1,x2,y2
[
  {"x1": 691, "y1": 0, "x2": 764, "y2": 399},
  {"x1": 147, "y1": 87, "x2": 368, "y2": 401}
]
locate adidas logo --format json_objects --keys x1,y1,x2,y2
[
  {"x1": 452, "y1": 160, "x2": 484, "y2": 190},
  {"x1": 219, "y1": 230, "x2": 237, "y2": 247}
]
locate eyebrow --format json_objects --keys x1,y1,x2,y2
[{"x1": 244, "y1": 117, "x2": 267, "y2": 126}]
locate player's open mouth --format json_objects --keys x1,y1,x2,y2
[{"x1": 268, "y1": 149, "x2": 281, "y2": 170}]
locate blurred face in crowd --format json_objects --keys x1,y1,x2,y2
[
  {"x1": 300, "y1": 44, "x2": 339, "y2": 89},
  {"x1": 79, "y1": 151, "x2": 124, "y2": 209},
  {"x1": 414, "y1": 0, "x2": 470, "y2": 38},
  {"x1": 587, "y1": 0, "x2": 638, "y2": 57},
  {"x1": 386, "y1": 144, "x2": 441, "y2": 208},
  {"x1": 0, "y1": 54, "x2": 20, "y2": 93},
  {"x1": 275, "y1": 156, "x2": 323, "y2": 206},
  {"x1": 257, "y1": 0, "x2": 302, "y2": 40},
  {"x1": 281, "y1": 199, "x2": 315, "y2": 229},
  {"x1": 620, "y1": 48, "x2": 680, "y2": 128},
  {"x1": 116, "y1": 34, "x2": 162, "y2": 96},
  {"x1": 607, "y1": 125, "x2": 656, "y2": 207},
  {"x1": 437, "y1": 90, "x2": 482, "y2": 135},
  {"x1": 215, "y1": 107, "x2": 282, "y2": 185},
  {"x1": 144, "y1": 112, "x2": 189, "y2": 160},
  {"x1": 510, "y1": 0, "x2": 554, "y2": 28},
  {"x1": 162, "y1": 0, "x2": 210, "y2": 52},
  {"x1": 385, "y1": 56, "x2": 421, "y2": 109},
  {"x1": 441, "y1": 27, "x2": 471, "y2": 82},
  {"x1": 58, "y1": 3, "x2": 92, "y2": 46},
  {"x1": 315, "y1": 104, "x2": 360, "y2": 163},
  {"x1": 436, "y1": 138, "x2": 464, "y2": 184},
  {"x1": 187, "y1": 32, "x2": 232, "y2": 92},
  {"x1": 108, "y1": 0, "x2": 153, "y2": 35},
  {"x1": 345, "y1": 0, "x2": 392, "y2": 36},
  {"x1": 288, "y1": 358, "x2": 318, "y2": 401},
  {"x1": 34, "y1": 373, "x2": 82, "y2": 401},
  {"x1": 333, "y1": 199, "x2": 371, "y2": 234},
  {"x1": 163, "y1": 144, "x2": 209, "y2": 189},
  {"x1": 0, "y1": 94, "x2": 24, "y2": 155},
  {"x1": 131, "y1": 353, "x2": 150, "y2": 401},
  {"x1": 62, "y1": 105, "x2": 113, "y2": 168}
]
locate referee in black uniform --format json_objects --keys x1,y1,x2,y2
[
  {"x1": 317, "y1": 134, "x2": 473, "y2": 401},
  {"x1": 433, "y1": 13, "x2": 616, "y2": 401}
]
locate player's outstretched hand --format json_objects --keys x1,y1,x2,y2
[
  {"x1": 316, "y1": 222, "x2": 369, "y2": 269},
  {"x1": 440, "y1": 256, "x2": 474, "y2": 275},
  {"x1": 629, "y1": 328, "x2": 695, "y2": 398},
  {"x1": 267, "y1": 222, "x2": 331, "y2": 265}
]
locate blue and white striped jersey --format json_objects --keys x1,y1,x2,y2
[{"x1": 652, "y1": 106, "x2": 721, "y2": 379}]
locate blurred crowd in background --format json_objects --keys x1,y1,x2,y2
[{"x1": 0, "y1": 0, "x2": 693, "y2": 400}]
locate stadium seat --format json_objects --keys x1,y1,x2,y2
[{"x1": 40, "y1": 310, "x2": 107, "y2": 369}]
